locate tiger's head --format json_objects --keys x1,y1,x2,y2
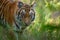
[
  {"x1": 0, "y1": 0, "x2": 36, "y2": 32},
  {"x1": 15, "y1": 2, "x2": 36, "y2": 27}
]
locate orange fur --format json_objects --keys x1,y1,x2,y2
[{"x1": 0, "y1": 0, "x2": 18, "y2": 25}]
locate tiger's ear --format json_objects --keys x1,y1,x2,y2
[
  {"x1": 31, "y1": 1, "x2": 36, "y2": 9},
  {"x1": 18, "y1": 2, "x2": 24, "y2": 8}
]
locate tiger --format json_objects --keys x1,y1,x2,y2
[{"x1": 0, "y1": 0, "x2": 36, "y2": 40}]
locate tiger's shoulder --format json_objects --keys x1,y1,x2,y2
[{"x1": 0, "y1": 0, "x2": 18, "y2": 25}]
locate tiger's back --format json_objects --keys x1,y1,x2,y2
[{"x1": 0, "y1": 0, "x2": 18, "y2": 26}]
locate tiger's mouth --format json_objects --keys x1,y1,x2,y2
[{"x1": 25, "y1": 23, "x2": 29, "y2": 26}]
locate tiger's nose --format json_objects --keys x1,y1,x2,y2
[
  {"x1": 24, "y1": 18, "x2": 31, "y2": 26},
  {"x1": 25, "y1": 22, "x2": 30, "y2": 26}
]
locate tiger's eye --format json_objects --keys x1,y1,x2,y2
[
  {"x1": 20, "y1": 9, "x2": 26, "y2": 17},
  {"x1": 21, "y1": 9, "x2": 26, "y2": 14},
  {"x1": 29, "y1": 10, "x2": 34, "y2": 15}
]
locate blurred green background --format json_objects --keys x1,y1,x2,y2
[{"x1": 0, "y1": 0, "x2": 60, "y2": 40}]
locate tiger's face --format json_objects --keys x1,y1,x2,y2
[{"x1": 15, "y1": 2, "x2": 35, "y2": 26}]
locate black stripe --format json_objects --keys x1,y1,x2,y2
[{"x1": 14, "y1": 21, "x2": 20, "y2": 29}]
